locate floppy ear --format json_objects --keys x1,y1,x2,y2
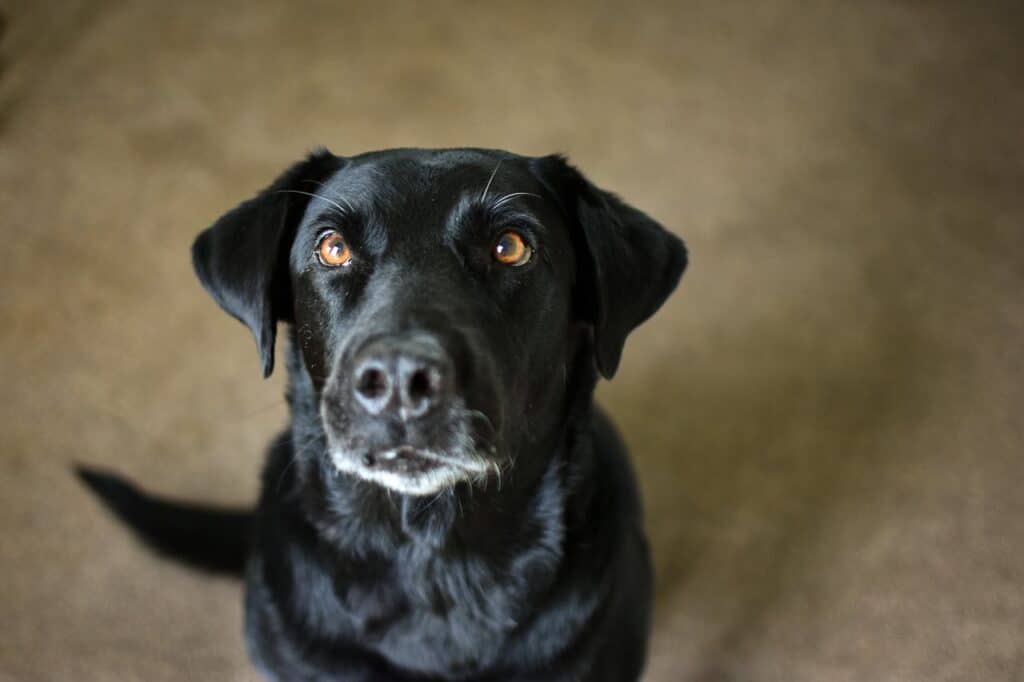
[
  {"x1": 192, "y1": 149, "x2": 342, "y2": 378},
  {"x1": 531, "y1": 155, "x2": 688, "y2": 378}
]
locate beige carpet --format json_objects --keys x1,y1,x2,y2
[{"x1": 1, "y1": 1, "x2": 1022, "y2": 680}]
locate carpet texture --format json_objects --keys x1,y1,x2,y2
[{"x1": 1, "y1": 1, "x2": 1021, "y2": 680}]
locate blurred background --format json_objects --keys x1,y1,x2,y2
[{"x1": 1, "y1": 1, "x2": 1022, "y2": 680}]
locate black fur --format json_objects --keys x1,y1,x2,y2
[
  {"x1": 75, "y1": 466, "x2": 251, "y2": 575},
  {"x1": 78, "y1": 148, "x2": 686, "y2": 681}
]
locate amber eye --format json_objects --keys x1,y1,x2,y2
[
  {"x1": 316, "y1": 231, "x2": 351, "y2": 267},
  {"x1": 492, "y1": 230, "x2": 532, "y2": 267}
]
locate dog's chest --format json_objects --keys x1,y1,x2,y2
[
  {"x1": 267, "y1": 539, "x2": 545, "y2": 677},
  {"x1": 343, "y1": 548, "x2": 529, "y2": 673}
]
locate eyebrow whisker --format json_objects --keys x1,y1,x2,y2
[
  {"x1": 300, "y1": 180, "x2": 357, "y2": 211},
  {"x1": 480, "y1": 160, "x2": 503, "y2": 201},
  {"x1": 275, "y1": 189, "x2": 355, "y2": 214},
  {"x1": 491, "y1": 192, "x2": 540, "y2": 210}
]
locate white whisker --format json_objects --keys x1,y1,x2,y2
[
  {"x1": 492, "y1": 459, "x2": 502, "y2": 492},
  {"x1": 492, "y1": 192, "x2": 540, "y2": 210},
  {"x1": 276, "y1": 433, "x2": 326, "y2": 494},
  {"x1": 480, "y1": 160, "x2": 503, "y2": 201},
  {"x1": 275, "y1": 189, "x2": 354, "y2": 214}
]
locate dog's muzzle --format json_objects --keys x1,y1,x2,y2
[{"x1": 322, "y1": 333, "x2": 495, "y2": 496}]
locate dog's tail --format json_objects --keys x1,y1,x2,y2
[{"x1": 75, "y1": 465, "x2": 252, "y2": 577}]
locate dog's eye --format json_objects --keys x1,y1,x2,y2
[
  {"x1": 492, "y1": 231, "x2": 532, "y2": 267},
  {"x1": 316, "y1": 231, "x2": 352, "y2": 267}
]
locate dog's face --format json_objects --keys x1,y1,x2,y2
[
  {"x1": 291, "y1": 151, "x2": 580, "y2": 495},
  {"x1": 193, "y1": 148, "x2": 686, "y2": 497}
]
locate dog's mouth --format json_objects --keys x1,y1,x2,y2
[
  {"x1": 328, "y1": 443, "x2": 494, "y2": 497},
  {"x1": 367, "y1": 445, "x2": 443, "y2": 473},
  {"x1": 322, "y1": 399, "x2": 500, "y2": 497}
]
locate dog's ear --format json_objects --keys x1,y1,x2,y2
[
  {"x1": 192, "y1": 149, "x2": 342, "y2": 377},
  {"x1": 531, "y1": 155, "x2": 688, "y2": 378}
]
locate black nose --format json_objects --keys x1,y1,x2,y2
[{"x1": 352, "y1": 335, "x2": 452, "y2": 419}]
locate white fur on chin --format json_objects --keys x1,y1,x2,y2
[{"x1": 327, "y1": 446, "x2": 487, "y2": 493}]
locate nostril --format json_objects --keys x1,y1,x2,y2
[
  {"x1": 401, "y1": 364, "x2": 445, "y2": 419},
  {"x1": 408, "y1": 368, "x2": 436, "y2": 402},
  {"x1": 353, "y1": 337, "x2": 451, "y2": 419},
  {"x1": 356, "y1": 366, "x2": 389, "y2": 400}
]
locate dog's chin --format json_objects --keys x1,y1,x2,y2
[{"x1": 329, "y1": 446, "x2": 492, "y2": 497}]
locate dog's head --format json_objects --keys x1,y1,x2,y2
[{"x1": 193, "y1": 148, "x2": 686, "y2": 497}]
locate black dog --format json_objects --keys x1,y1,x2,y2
[{"x1": 79, "y1": 148, "x2": 686, "y2": 681}]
